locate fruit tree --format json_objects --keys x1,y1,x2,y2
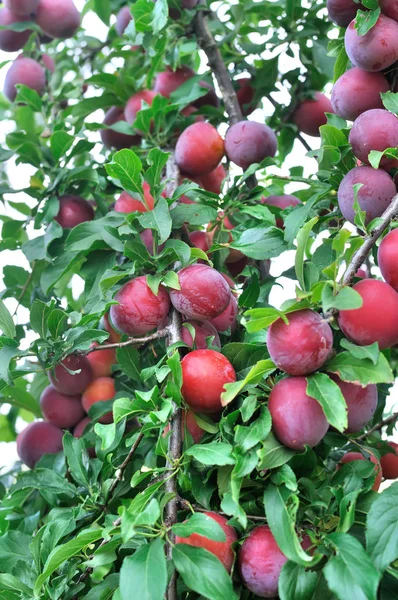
[{"x1": 0, "y1": 0, "x2": 398, "y2": 598}]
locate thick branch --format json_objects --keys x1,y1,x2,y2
[
  {"x1": 84, "y1": 328, "x2": 169, "y2": 353},
  {"x1": 193, "y1": 4, "x2": 242, "y2": 125},
  {"x1": 166, "y1": 152, "x2": 180, "y2": 198},
  {"x1": 357, "y1": 411, "x2": 398, "y2": 442},
  {"x1": 165, "y1": 308, "x2": 183, "y2": 600},
  {"x1": 343, "y1": 193, "x2": 398, "y2": 286}
]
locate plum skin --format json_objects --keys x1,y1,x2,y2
[
  {"x1": 101, "y1": 106, "x2": 140, "y2": 150},
  {"x1": 115, "y1": 182, "x2": 155, "y2": 214},
  {"x1": 35, "y1": 0, "x2": 80, "y2": 39},
  {"x1": 87, "y1": 343, "x2": 116, "y2": 378},
  {"x1": 380, "y1": 442, "x2": 398, "y2": 479},
  {"x1": 181, "y1": 320, "x2": 221, "y2": 349},
  {"x1": 54, "y1": 195, "x2": 94, "y2": 229},
  {"x1": 81, "y1": 376, "x2": 116, "y2": 424},
  {"x1": 17, "y1": 421, "x2": 64, "y2": 469},
  {"x1": 110, "y1": 275, "x2": 170, "y2": 336},
  {"x1": 378, "y1": 229, "x2": 398, "y2": 292},
  {"x1": 224, "y1": 120, "x2": 277, "y2": 169},
  {"x1": 239, "y1": 525, "x2": 287, "y2": 598},
  {"x1": 40, "y1": 385, "x2": 85, "y2": 429},
  {"x1": 176, "y1": 512, "x2": 237, "y2": 572},
  {"x1": 349, "y1": 109, "x2": 398, "y2": 170},
  {"x1": 331, "y1": 68, "x2": 389, "y2": 121},
  {"x1": 175, "y1": 122, "x2": 225, "y2": 176},
  {"x1": 115, "y1": 5, "x2": 131, "y2": 35},
  {"x1": 338, "y1": 279, "x2": 398, "y2": 349},
  {"x1": 327, "y1": 0, "x2": 364, "y2": 27},
  {"x1": 345, "y1": 14, "x2": 398, "y2": 72},
  {"x1": 209, "y1": 294, "x2": 238, "y2": 333},
  {"x1": 4, "y1": 57, "x2": 46, "y2": 102},
  {"x1": 49, "y1": 354, "x2": 93, "y2": 396},
  {"x1": 124, "y1": 90, "x2": 157, "y2": 128},
  {"x1": 293, "y1": 92, "x2": 333, "y2": 137},
  {"x1": 0, "y1": 8, "x2": 32, "y2": 52},
  {"x1": 337, "y1": 166, "x2": 396, "y2": 226},
  {"x1": 154, "y1": 65, "x2": 194, "y2": 98},
  {"x1": 262, "y1": 194, "x2": 301, "y2": 228},
  {"x1": 330, "y1": 375, "x2": 377, "y2": 433},
  {"x1": 268, "y1": 377, "x2": 329, "y2": 451},
  {"x1": 181, "y1": 349, "x2": 236, "y2": 413},
  {"x1": 164, "y1": 409, "x2": 205, "y2": 444},
  {"x1": 170, "y1": 264, "x2": 231, "y2": 321},
  {"x1": 267, "y1": 309, "x2": 333, "y2": 376},
  {"x1": 339, "y1": 451, "x2": 382, "y2": 491}
]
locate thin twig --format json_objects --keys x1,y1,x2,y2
[
  {"x1": 106, "y1": 432, "x2": 144, "y2": 503},
  {"x1": 357, "y1": 411, "x2": 398, "y2": 442},
  {"x1": 84, "y1": 328, "x2": 169, "y2": 353},
  {"x1": 13, "y1": 262, "x2": 36, "y2": 317},
  {"x1": 297, "y1": 133, "x2": 311, "y2": 153},
  {"x1": 343, "y1": 193, "x2": 398, "y2": 286}
]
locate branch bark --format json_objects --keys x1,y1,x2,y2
[
  {"x1": 84, "y1": 328, "x2": 169, "y2": 353},
  {"x1": 343, "y1": 193, "x2": 398, "y2": 286},
  {"x1": 106, "y1": 432, "x2": 144, "y2": 503},
  {"x1": 193, "y1": 4, "x2": 242, "y2": 125},
  {"x1": 357, "y1": 411, "x2": 398, "y2": 442},
  {"x1": 165, "y1": 308, "x2": 183, "y2": 600}
]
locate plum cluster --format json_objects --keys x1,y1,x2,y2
[
  {"x1": 1, "y1": 0, "x2": 80, "y2": 101},
  {"x1": 17, "y1": 318, "x2": 120, "y2": 468}
]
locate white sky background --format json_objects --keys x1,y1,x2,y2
[{"x1": 0, "y1": 0, "x2": 396, "y2": 472}]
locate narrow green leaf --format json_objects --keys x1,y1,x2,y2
[{"x1": 306, "y1": 373, "x2": 348, "y2": 432}]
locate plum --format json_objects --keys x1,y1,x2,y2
[
  {"x1": 293, "y1": 92, "x2": 333, "y2": 137},
  {"x1": 0, "y1": 7, "x2": 32, "y2": 51},
  {"x1": 4, "y1": 56, "x2": 46, "y2": 102},
  {"x1": 175, "y1": 122, "x2": 225, "y2": 176},
  {"x1": 345, "y1": 14, "x2": 398, "y2": 72},
  {"x1": 100, "y1": 106, "x2": 140, "y2": 150},
  {"x1": 224, "y1": 120, "x2": 277, "y2": 169},
  {"x1": 17, "y1": 421, "x2": 64, "y2": 468},
  {"x1": 331, "y1": 68, "x2": 389, "y2": 121},
  {"x1": 327, "y1": 0, "x2": 365, "y2": 27},
  {"x1": 35, "y1": 0, "x2": 80, "y2": 39},
  {"x1": 40, "y1": 385, "x2": 85, "y2": 429},
  {"x1": 54, "y1": 195, "x2": 94, "y2": 229},
  {"x1": 82, "y1": 376, "x2": 115, "y2": 424},
  {"x1": 49, "y1": 354, "x2": 93, "y2": 396},
  {"x1": 378, "y1": 229, "x2": 398, "y2": 292},
  {"x1": 349, "y1": 109, "x2": 398, "y2": 170},
  {"x1": 330, "y1": 375, "x2": 377, "y2": 433},
  {"x1": 181, "y1": 319, "x2": 221, "y2": 349}
]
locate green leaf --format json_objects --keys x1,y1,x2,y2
[
  {"x1": 1, "y1": 384, "x2": 41, "y2": 417},
  {"x1": 230, "y1": 226, "x2": 287, "y2": 260},
  {"x1": 14, "y1": 85, "x2": 42, "y2": 111},
  {"x1": 173, "y1": 544, "x2": 238, "y2": 600},
  {"x1": 138, "y1": 196, "x2": 172, "y2": 244},
  {"x1": 264, "y1": 485, "x2": 321, "y2": 566},
  {"x1": 295, "y1": 216, "x2": 318, "y2": 291},
  {"x1": 0, "y1": 574, "x2": 32, "y2": 596},
  {"x1": 120, "y1": 538, "x2": 167, "y2": 600},
  {"x1": 257, "y1": 432, "x2": 296, "y2": 470},
  {"x1": 50, "y1": 131, "x2": 74, "y2": 161},
  {"x1": 172, "y1": 513, "x2": 226, "y2": 541},
  {"x1": 30, "y1": 299, "x2": 52, "y2": 338},
  {"x1": 34, "y1": 529, "x2": 103, "y2": 594},
  {"x1": 244, "y1": 307, "x2": 288, "y2": 333},
  {"x1": 279, "y1": 561, "x2": 318, "y2": 600},
  {"x1": 170, "y1": 203, "x2": 218, "y2": 228},
  {"x1": 306, "y1": 373, "x2": 348, "y2": 432},
  {"x1": 0, "y1": 300, "x2": 15, "y2": 339},
  {"x1": 116, "y1": 346, "x2": 141, "y2": 384},
  {"x1": 324, "y1": 532, "x2": 380, "y2": 600},
  {"x1": 326, "y1": 351, "x2": 394, "y2": 386},
  {"x1": 334, "y1": 45, "x2": 349, "y2": 82},
  {"x1": 221, "y1": 359, "x2": 276, "y2": 405},
  {"x1": 355, "y1": 8, "x2": 381, "y2": 36},
  {"x1": 105, "y1": 149, "x2": 143, "y2": 197},
  {"x1": 235, "y1": 406, "x2": 272, "y2": 452},
  {"x1": 185, "y1": 442, "x2": 235, "y2": 466},
  {"x1": 340, "y1": 339, "x2": 379, "y2": 365},
  {"x1": 366, "y1": 482, "x2": 398, "y2": 572},
  {"x1": 0, "y1": 341, "x2": 20, "y2": 385},
  {"x1": 323, "y1": 286, "x2": 363, "y2": 311},
  {"x1": 0, "y1": 531, "x2": 32, "y2": 571},
  {"x1": 381, "y1": 92, "x2": 398, "y2": 116},
  {"x1": 11, "y1": 468, "x2": 76, "y2": 497},
  {"x1": 94, "y1": 0, "x2": 112, "y2": 25},
  {"x1": 63, "y1": 432, "x2": 90, "y2": 488}
]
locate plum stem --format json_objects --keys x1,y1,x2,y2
[
  {"x1": 343, "y1": 192, "x2": 398, "y2": 286},
  {"x1": 357, "y1": 411, "x2": 398, "y2": 442}
]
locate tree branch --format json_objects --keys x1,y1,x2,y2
[
  {"x1": 343, "y1": 193, "x2": 398, "y2": 286},
  {"x1": 193, "y1": 4, "x2": 242, "y2": 126},
  {"x1": 166, "y1": 152, "x2": 180, "y2": 198},
  {"x1": 357, "y1": 411, "x2": 398, "y2": 442},
  {"x1": 165, "y1": 308, "x2": 183, "y2": 600},
  {"x1": 106, "y1": 432, "x2": 144, "y2": 504},
  {"x1": 84, "y1": 328, "x2": 169, "y2": 353}
]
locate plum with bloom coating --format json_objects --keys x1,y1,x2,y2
[
  {"x1": 267, "y1": 309, "x2": 333, "y2": 376},
  {"x1": 170, "y1": 264, "x2": 231, "y2": 321},
  {"x1": 225, "y1": 121, "x2": 277, "y2": 169},
  {"x1": 110, "y1": 276, "x2": 170, "y2": 336},
  {"x1": 17, "y1": 421, "x2": 64, "y2": 469}
]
